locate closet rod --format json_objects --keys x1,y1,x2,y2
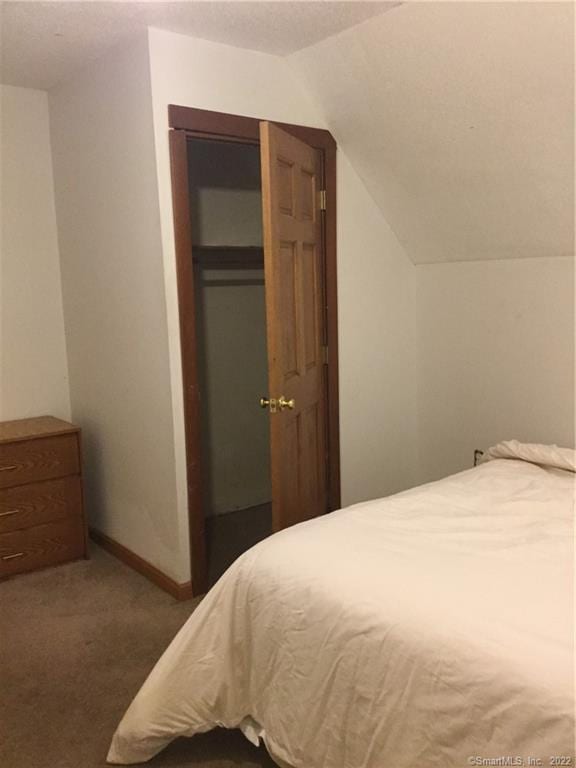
[
  {"x1": 200, "y1": 279, "x2": 265, "y2": 288},
  {"x1": 193, "y1": 253, "x2": 264, "y2": 270}
]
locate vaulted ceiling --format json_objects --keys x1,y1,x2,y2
[{"x1": 290, "y1": 2, "x2": 574, "y2": 264}]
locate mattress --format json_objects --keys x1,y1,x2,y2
[{"x1": 108, "y1": 444, "x2": 575, "y2": 766}]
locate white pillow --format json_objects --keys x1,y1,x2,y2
[{"x1": 484, "y1": 440, "x2": 576, "y2": 473}]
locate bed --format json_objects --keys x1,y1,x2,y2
[{"x1": 108, "y1": 441, "x2": 575, "y2": 767}]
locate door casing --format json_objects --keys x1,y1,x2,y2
[{"x1": 168, "y1": 106, "x2": 340, "y2": 596}]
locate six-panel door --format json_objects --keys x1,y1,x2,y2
[{"x1": 260, "y1": 121, "x2": 328, "y2": 531}]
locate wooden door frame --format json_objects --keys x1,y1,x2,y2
[{"x1": 168, "y1": 106, "x2": 340, "y2": 596}]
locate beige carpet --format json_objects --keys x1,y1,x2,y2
[{"x1": 0, "y1": 544, "x2": 277, "y2": 768}]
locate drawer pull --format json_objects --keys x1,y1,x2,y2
[
  {"x1": 0, "y1": 509, "x2": 19, "y2": 517},
  {"x1": 0, "y1": 465, "x2": 17, "y2": 472},
  {"x1": 2, "y1": 552, "x2": 24, "y2": 561}
]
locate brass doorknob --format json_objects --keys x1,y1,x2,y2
[
  {"x1": 260, "y1": 397, "x2": 270, "y2": 409},
  {"x1": 260, "y1": 397, "x2": 277, "y2": 413},
  {"x1": 278, "y1": 396, "x2": 295, "y2": 411}
]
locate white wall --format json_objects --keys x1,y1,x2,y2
[
  {"x1": 0, "y1": 85, "x2": 70, "y2": 421},
  {"x1": 337, "y1": 152, "x2": 417, "y2": 503},
  {"x1": 417, "y1": 257, "x2": 575, "y2": 483},
  {"x1": 49, "y1": 36, "x2": 189, "y2": 583}
]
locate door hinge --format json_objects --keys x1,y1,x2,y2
[
  {"x1": 321, "y1": 345, "x2": 329, "y2": 365},
  {"x1": 319, "y1": 189, "x2": 327, "y2": 211}
]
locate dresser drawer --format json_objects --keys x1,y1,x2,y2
[
  {"x1": 0, "y1": 434, "x2": 79, "y2": 489},
  {"x1": 0, "y1": 476, "x2": 82, "y2": 534},
  {"x1": 0, "y1": 517, "x2": 85, "y2": 578}
]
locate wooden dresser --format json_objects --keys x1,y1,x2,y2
[{"x1": 0, "y1": 416, "x2": 87, "y2": 579}]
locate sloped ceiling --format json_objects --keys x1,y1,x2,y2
[{"x1": 290, "y1": 2, "x2": 574, "y2": 264}]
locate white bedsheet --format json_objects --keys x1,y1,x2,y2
[{"x1": 108, "y1": 455, "x2": 575, "y2": 767}]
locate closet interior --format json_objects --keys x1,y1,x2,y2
[{"x1": 188, "y1": 138, "x2": 272, "y2": 587}]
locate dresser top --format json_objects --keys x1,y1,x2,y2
[{"x1": 0, "y1": 416, "x2": 79, "y2": 445}]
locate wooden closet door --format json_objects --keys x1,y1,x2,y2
[{"x1": 260, "y1": 121, "x2": 328, "y2": 531}]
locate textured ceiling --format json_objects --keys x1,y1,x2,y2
[
  {"x1": 0, "y1": 1, "x2": 399, "y2": 90},
  {"x1": 291, "y1": 1, "x2": 575, "y2": 264}
]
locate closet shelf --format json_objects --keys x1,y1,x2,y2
[
  {"x1": 193, "y1": 245, "x2": 264, "y2": 270},
  {"x1": 192, "y1": 244, "x2": 263, "y2": 251}
]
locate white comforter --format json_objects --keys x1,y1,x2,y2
[{"x1": 108, "y1": 446, "x2": 575, "y2": 767}]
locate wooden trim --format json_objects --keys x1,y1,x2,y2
[
  {"x1": 169, "y1": 105, "x2": 341, "y2": 595},
  {"x1": 169, "y1": 129, "x2": 209, "y2": 597},
  {"x1": 323, "y1": 145, "x2": 341, "y2": 510},
  {"x1": 89, "y1": 528, "x2": 193, "y2": 601},
  {"x1": 170, "y1": 106, "x2": 260, "y2": 141},
  {"x1": 169, "y1": 105, "x2": 337, "y2": 152},
  {"x1": 76, "y1": 429, "x2": 90, "y2": 559}
]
